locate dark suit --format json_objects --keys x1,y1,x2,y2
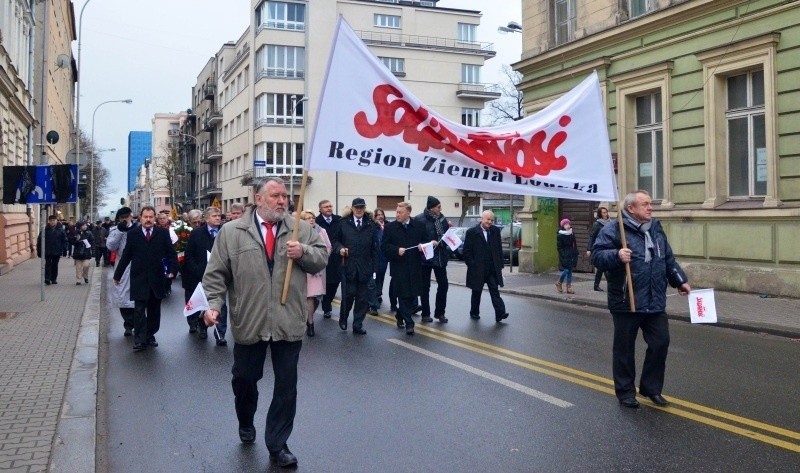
[
  {"x1": 183, "y1": 224, "x2": 226, "y2": 335},
  {"x1": 463, "y1": 224, "x2": 506, "y2": 319},
  {"x1": 315, "y1": 213, "x2": 342, "y2": 314},
  {"x1": 114, "y1": 225, "x2": 178, "y2": 346},
  {"x1": 334, "y1": 216, "x2": 377, "y2": 331},
  {"x1": 382, "y1": 219, "x2": 425, "y2": 329}
]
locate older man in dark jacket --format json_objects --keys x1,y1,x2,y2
[
  {"x1": 463, "y1": 210, "x2": 509, "y2": 323},
  {"x1": 333, "y1": 198, "x2": 377, "y2": 335},
  {"x1": 413, "y1": 196, "x2": 450, "y2": 323},
  {"x1": 592, "y1": 190, "x2": 690, "y2": 409},
  {"x1": 315, "y1": 199, "x2": 342, "y2": 318},
  {"x1": 37, "y1": 215, "x2": 68, "y2": 285},
  {"x1": 382, "y1": 201, "x2": 426, "y2": 335}
]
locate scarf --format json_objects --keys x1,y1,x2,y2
[
  {"x1": 558, "y1": 228, "x2": 573, "y2": 236},
  {"x1": 622, "y1": 209, "x2": 654, "y2": 263},
  {"x1": 597, "y1": 217, "x2": 611, "y2": 227},
  {"x1": 425, "y1": 208, "x2": 445, "y2": 239}
]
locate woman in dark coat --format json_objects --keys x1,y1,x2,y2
[
  {"x1": 556, "y1": 218, "x2": 578, "y2": 294},
  {"x1": 586, "y1": 206, "x2": 611, "y2": 291},
  {"x1": 71, "y1": 222, "x2": 94, "y2": 285}
]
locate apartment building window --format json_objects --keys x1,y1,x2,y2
[
  {"x1": 458, "y1": 23, "x2": 477, "y2": 43},
  {"x1": 630, "y1": 0, "x2": 655, "y2": 18},
  {"x1": 256, "y1": 45, "x2": 305, "y2": 79},
  {"x1": 379, "y1": 57, "x2": 405, "y2": 76},
  {"x1": 377, "y1": 195, "x2": 404, "y2": 211},
  {"x1": 255, "y1": 142, "x2": 304, "y2": 175},
  {"x1": 461, "y1": 64, "x2": 480, "y2": 84},
  {"x1": 255, "y1": 93, "x2": 303, "y2": 127},
  {"x1": 696, "y1": 33, "x2": 778, "y2": 207},
  {"x1": 256, "y1": 1, "x2": 306, "y2": 31},
  {"x1": 461, "y1": 108, "x2": 481, "y2": 127},
  {"x1": 2, "y1": 1, "x2": 32, "y2": 86},
  {"x1": 635, "y1": 92, "x2": 664, "y2": 199},
  {"x1": 727, "y1": 70, "x2": 766, "y2": 197},
  {"x1": 374, "y1": 14, "x2": 401, "y2": 28},
  {"x1": 554, "y1": 0, "x2": 576, "y2": 46}
]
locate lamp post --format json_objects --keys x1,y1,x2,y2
[
  {"x1": 497, "y1": 21, "x2": 522, "y2": 34},
  {"x1": 74, "y1": 0, "x2": 92, "y2": 220},
  {"x1": 289, "y1": 95, "x2": 308, "y2": 202},
  {"x1": 90, "y1": 99, "x2": 132, "y2": 221}
]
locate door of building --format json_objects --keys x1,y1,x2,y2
[{"x1": 559, "y1": 199, "x2": 595, "y2": 273}]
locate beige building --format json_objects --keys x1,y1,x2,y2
[
  {"x1": 0, "y1": 0, "x2": 76, "y2": 273},
  {"x1": 149, "y1": 112, "x2": 188, "y2": 215},
  {"x1": 179, "y1": 0, "x2": 498, "y2": 218}
]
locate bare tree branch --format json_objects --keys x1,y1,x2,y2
[{"x1": 486, "y1": 65, "x2": 524, "y2": 126}]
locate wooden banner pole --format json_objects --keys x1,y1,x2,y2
[
  {"x1": 281, "y1": 170, "x2": 309, "y2": 305},
  {"x1": 617, "y1": 202, "x2": 636, "y2": 312}
]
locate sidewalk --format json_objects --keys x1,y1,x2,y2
[
  {"x1": 0, "y1": 257, "x2": 101, "y2": 472},
  {"x1": 0, "y1": 257, "x2": 797, "y2": 472},
  {"x1": 446, "y1": 262, "x2": 800, "y2": 339}
]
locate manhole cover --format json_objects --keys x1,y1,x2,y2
[{"x1": 0, "y1": 312, "x2": 17, "y2": 320}]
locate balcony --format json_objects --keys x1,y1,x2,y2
[
  {"x1": 456, "y1": 83, "x2": 502, "y2": 100},
  {"x1": 200, "y1": 181, "x2": 222, "y2": 197},
  {"x1": 203, "y1": 109, "x2": 222, "y2": 131},
  {"x1": 356, "y1": 30, "x2": 496, "y2": 58},
  {"x1": 200, "y1": 146, "x2": 222, "y2": 164},
  {"x1": 203, "y1": 83, "x2": 216, "y2": 100}
]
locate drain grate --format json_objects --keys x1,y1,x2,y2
[{"x1": 0, "y1": 312, "x2": 17, "y2": 320}]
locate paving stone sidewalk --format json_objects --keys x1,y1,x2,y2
[{"x1": 0, "y1": 257, "x2": 100, "y2": 472}]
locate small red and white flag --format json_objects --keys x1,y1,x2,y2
[
  {"x1": 441, "y1": 228, "x2": 464, "y2": 252},
  {"x1": 184, "y1": 282, "x2": 210, "y2": 317}
]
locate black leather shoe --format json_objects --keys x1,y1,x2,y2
[
  {"x1": 45, "y1": 280, "x2": 51, "y2": 285},
  {"x1": 368, "y1": 308, "x2": 379, "y2": 315},
  {"x1": 147, "y1": 336, "x2": 158, "y2": 347},
  {"x1": 405, "y1": 326, "x2": 415, "y2": 335},
  {"x1": 84, "y1": 278, "x2": 89, "y2": 283},
  {"x1": 647, "y1": 394, "x2": 670, "y2": 407},
  {"x1": 435, "y1": 315, "x2": 448, "y2": 323},
  {"x1": 123, "y1": 328, "x2": 132, "y2": 337},
  {"x1": 420, "y1": 316, "x2": 433, "y2": 323},
  {"x1": 188, "y1": 323, "x2": 198, "y2": 334},
  {"x1": 339, "y1": 318, "x2": 347, "y2": 331},
  {"x1": 133, "y1": 343, "x2": 147, "y2": 352},
  {"x1": 199, "y1": 328, "x2": 208, "y2": 340},
  {"x1": 396, "y1": 320, "x2": 405, "y2": 329},
  {"x1": 594, "y1": 286, "x2": 604, "y2": 292},
  {"x1": 323, "y1": 312, "x2": 332, "y2": 319},
  {"x1": 216, "y1": 338, "x2": 227, "y2": 346},
  {"x1": 269, "y1": 446, "x2": 298, "y2": 467},
  {"x1": 353, "y1": 327, "x2": 367, "y2": 335},
  {"x1": 619, "y1": 398, "x2": 640, "y2": 408},
  {"x1": 51, "y1": 281, "x2": 57, "y2": 284},
  {"x1": 495, "y1": 313, "x2": 509, "y2": 323},
  {"x1": 238, "y1": 426, "x2": 256, "y2": 444},
  {"x1": 470, "y1": 314, "x2": 480, "y2": 320}
]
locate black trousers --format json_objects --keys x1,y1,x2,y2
[
  {"x1": 397, "y1": 296, "x2": 416, "y2": 329},
  {"x1": 119, "y1": 307, "x2": 134, "y2": 331},
  {"x1": 342, "y1": 277, "x2": 369, "y2": 330},
  {"x1": 45, "y1": 255, "x2": 60, "y2": 282},
  {"x1": 470, "y1": 271, "x2": 506, "y2": 318},
  {"x1": 321, "y1": 280, "x2": 340, "y2": 314},
  {"x1": 594, "y1": 268, "x2": 606, "y2": 288},
  {"x1": 133, "y1": 288, "x2": 162, "y2": 345},
  {"x1": 232, "y1": 339, "x2": 302, "y2": 453},
  {"x1": 420, "y1": 265, "x2": 448, "y2": 317},
  {"x1": 94, "y1": 248, "x2": 105, "y2": 266},
  {"x1": 184, "y1": 288, "x2": 200, "y2": 328},
  {"x1": 611, "y1": 311, "x2": 670, "y2": 400}
]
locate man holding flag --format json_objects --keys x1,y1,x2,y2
[{"x1": 414, "y1": 196, "x2": 451, "y2": 323}]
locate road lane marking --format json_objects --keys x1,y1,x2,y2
[
  {"x1": 369, "y1": 313, "x2": 800, "y2": 453},
  {"x1": 388, "y1": 339, "x2": 573, "y2": 408}
]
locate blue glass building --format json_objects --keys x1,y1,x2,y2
[{"x1": 127, "y1": 131, "x2": 152, "y2": 192}]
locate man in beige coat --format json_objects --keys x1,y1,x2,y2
[{"x1": 203, "y1": 177, "x2": 328, "y2": 468}]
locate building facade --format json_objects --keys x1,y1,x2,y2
[
  {"x1": 0, "y1": 0, "x2": 75, "y2": 273},
  {"x1": 514, "y1": 0, "x2": 800, "y2": 296},
  {"x1": 177, "y1": 0, "x2": 499, "y2": 220},
  {"x1": 127, "y1": 131, "x2": 152, "y2": 193}
]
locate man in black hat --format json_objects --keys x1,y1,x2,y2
[
  {"x1": 332, "y1": 197, "x2": 377, "y2": 335},
  {"x1": 413, "y1": 196, "x2": 450, "y2": 323}
]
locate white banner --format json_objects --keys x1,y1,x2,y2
[
  {"x1": 688, "y1": 288, "x2": 718, "y2": 324},
  {"x1": 307, "y1": 18, "x2": 618, "y2": 202}
]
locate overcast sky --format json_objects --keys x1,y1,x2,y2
[{"x1": 74, "y1": 0, "x2": 522, "y2": 215}]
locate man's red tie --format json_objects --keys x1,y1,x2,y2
[
  {"x1": 263, "y1": 222, "x2": 275, "y2": 260},
  {"x1": 145, "y1": 228, "x2": 151, "y2": 241}
]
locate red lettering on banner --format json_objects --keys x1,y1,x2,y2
[
  {"x1": 696, "y1": 297, "x2": 704, "y2": 317},
  {"x1": 353, "y1": 85, "x2": 569, "y2": 178}
]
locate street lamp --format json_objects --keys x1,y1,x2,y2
[
  {"x1": 497, "y1": 21, "x2": 522, "y2": 34},
  {"x1": 90, "y1": 99, "x2": 132, "y2": 220},
  {"x1": 75, "y1": 0, "x2": 92, "y2": 220},
  {"x1": 289, "y1": 95, "x2": 308, "y2": 202}
]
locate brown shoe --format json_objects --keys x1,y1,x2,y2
[
  {"x1": 555, "y1": 281, "x2": 563, "y2": 293},
  {"x1": 566, "y1": 284, "x2": 574, "y2": 294}
]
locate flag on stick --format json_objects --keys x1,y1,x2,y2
[
  {"x1": 184, "y1": 282, "x2": 210, "y2": 317},
  {"x1": 441, "y1": 228, "x2": 464, "y2": 252}
]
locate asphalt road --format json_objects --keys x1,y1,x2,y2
[{"x1": 97, "y1": 272, "x2": 800, "y2": 472}]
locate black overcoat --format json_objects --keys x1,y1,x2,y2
[
  {"x1": 381, "y1": 219, "x2": 425, "y2": 298},
  {"x1": 316, "y1": 214, "x2": 342, "y2": 284},
  {"x1": 463, "y1": 224, "x2": 504, "y2": 291},
  {"x1": 334, "y1": 216, "x2": 377, "y2": 283},
  {"x1": 114, "y1": 225, "x2": 178, "y2": 301},
  {"x1": 182, "y1": 224, "x2": 216, "y2": 291}
]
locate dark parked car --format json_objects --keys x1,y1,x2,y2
[{"x1": 501, "y1": 223, "x2": 521, "y2": 266}]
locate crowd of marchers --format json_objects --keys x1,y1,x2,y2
[{"x1": 37, "y1": 179, "x2": 688, "y2": 468}]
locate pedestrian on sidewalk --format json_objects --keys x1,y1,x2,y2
[
  {"x1": 107, "y1": 207, "x2": 136, "y2": 337},
  {"x1": 183, "y1": 207, "x2": 226, "y2": 344},
  {"x1": 591, "y1": 190, "x2": 691, "y2": 409},
  {"x1": 92, "y1": 220, "x2": 108, "y2": 268},
  {"x1": 463, "y1": 210, "x2": 509, "y2": 323},
  {"x1": 586, "y1": 207, "x2": 611, "y2": 291},
  {"x1": 556, "y1": 218, "x2": 578, "y2": 294},
  {"x1": 202, "y1": 178, "x2": 328, "y2": 467},
  {"x1": 71, "y1": 222, "x2": 94, "y2": 285},
  {"x1": 315, "y1": 199, "x2": 342, "y2": 319},
  {"x1": 369, "y1": 208, "x2": 388, "y2": 313},
  {"x1": 37, "y1": 214, "x2": 68, "y2": 285}
]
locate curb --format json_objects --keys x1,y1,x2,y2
[{"x1": 49, "y1": 266, "x2": 101, "y2": 472}]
